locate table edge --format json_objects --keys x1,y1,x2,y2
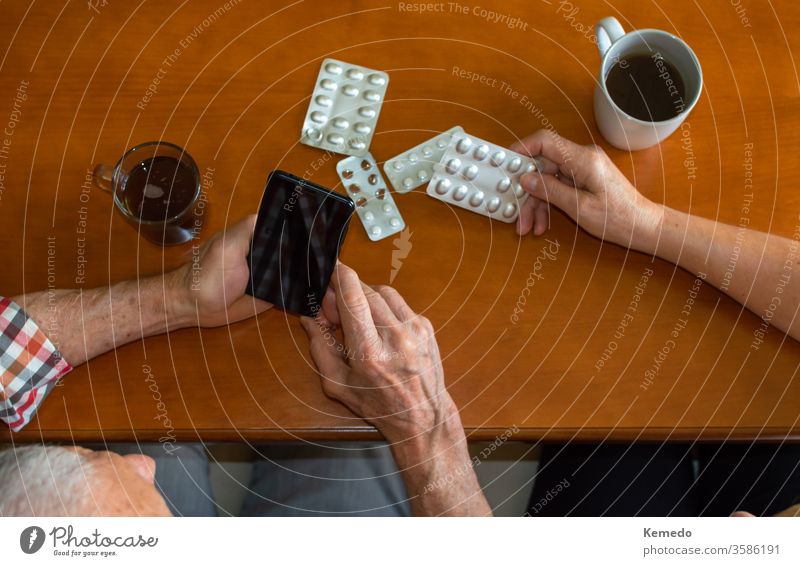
[{"x1": 4, "y1": 426, "x2": 800, "y2": 443}]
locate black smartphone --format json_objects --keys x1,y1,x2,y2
[{"x1": 246, "y1": 170, "x2": 355, "y2": 317}]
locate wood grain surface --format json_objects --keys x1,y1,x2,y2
[{"x1": 1, "y1": 0, "x2": 799, "y2": 441}]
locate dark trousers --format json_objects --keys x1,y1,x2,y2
[{"x1": 528, "y1": 442, "x2": 800, "y2": 516}]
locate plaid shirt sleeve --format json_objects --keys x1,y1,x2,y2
[{"x1": 0, "y1": 296, "x2": 72, "y2": 432}]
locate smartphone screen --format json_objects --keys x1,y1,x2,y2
[{"x1": 246, "y1": 171, "x2": 355, "y2": 317}]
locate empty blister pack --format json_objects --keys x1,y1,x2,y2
[
  {"x1": 336, "y1": 153, "x2": 405, "y2": 241},
  {"x1": 383, "y1": 126, "x2": 464, "y2": 193},
  {"x1": 301, "y1": 58, "x2": 389, "y2": 157},
  {"x1": 427, "y1": 132, "x2": 537, "y2": 223}
]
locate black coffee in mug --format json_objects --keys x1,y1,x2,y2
[{"x1": 605, "y1": 52, "x2": 686, "y2": 122}]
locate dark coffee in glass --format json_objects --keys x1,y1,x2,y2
[{"x1": 94, "y1": 142, "x2": 203, "y2": 245}]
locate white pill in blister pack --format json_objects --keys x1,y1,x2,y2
[
  {"x1": 336, "y1": 153, "x2": 405, "y2": 241},
  {"x1": 427, "y1": 132, "x2": 538, "y2": 223},
  {"x1": 383, "y1": 126, "x2": 464, "y2": 193},
  {"x1": 301, "y1": 58, "x2": 389, "y2": 157}
]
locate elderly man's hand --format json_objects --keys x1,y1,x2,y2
[
  {"x1": 300, "y1": 263, "x2": 457, "y2": 444},
  {"x1": 169, "y1": 215, "x2": 271, "y2": 328},
  {"x1": 300, "y1": 263, "x2": 491, "y2": 515}
]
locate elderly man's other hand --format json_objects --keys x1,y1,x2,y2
[{"x1": 168, "y1": 215, "x2": 272, "y2": 328}]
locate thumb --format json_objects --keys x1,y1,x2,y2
[
  {"x1": 319, "y1": 286, "x2": 340, "y2": 327},
  {"x1": 225, "y1": 214, "x2": 258, "y2": 254},
  {"x1": 300, "y1": 316, "x2": 349, "y2": 382},
  {"x1": 520, "y1": 172, "x2": 579, "y2": 219}
]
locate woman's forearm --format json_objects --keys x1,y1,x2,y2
[{"x1": 645, "y1": 206, "x2": 800, "y2": 341}]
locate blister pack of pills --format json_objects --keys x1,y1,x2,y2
[
  {"x1": 336, "y1": 153, "x2": 405, "y2": 241},
  {"x1": 300, "y1": 58, "x2": 389, "y2": 157},
  {"x1": 383, "y1": 126, "x2": 464, "y2": 193},
  {"x1": 427, "y1": 132, "x2": 538, "y2": 223}
]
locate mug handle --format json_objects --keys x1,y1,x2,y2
[
  {"x1": 92, "y1": 163, "x2": 115, "y2": 193},
  {"x1": 595, "y1": 17, "x2": 625, "y2": 58}
]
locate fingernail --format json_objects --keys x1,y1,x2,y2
[{"x1": 520, "y1": 173, "x2": 538, "y2": 191}]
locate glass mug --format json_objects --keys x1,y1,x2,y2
[{"x1": 93, "y1": 141, "x2": 203, "y2": 245}]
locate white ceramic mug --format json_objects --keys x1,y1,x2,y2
[{"x1": 593, "y1": 16, "x2": 702, "y2": 151}]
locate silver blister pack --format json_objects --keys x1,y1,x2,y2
[
  {"x1": 301, "y1": 58, "x2": 389, "y2": 157},
  {"x1": 427, "y1": 132, "x2": 537, "y2": 223},
  {"x1": 383, "y1": 126, "x2": 464, "y2": 193},
  {"x1": 336, "y1": 153, "x2": 405, "y2": 241}
]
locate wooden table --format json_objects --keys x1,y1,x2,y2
[{"x1": 2, "y1": 0, "x2": 800, "y2": 442}]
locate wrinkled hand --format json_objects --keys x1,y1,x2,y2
[
  {"x1": 300, "y1": 263, "x2": 458, "y2": 443},
  {"x1": 513, "y1": 130, "x2": 664, "y2": 251},
  {"x1": 170, "y1": 214, "x2": 271, "y2": 327}
]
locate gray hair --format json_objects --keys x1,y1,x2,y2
[{"x1": 0, "y1": 445, "x2": 92, "y2": 516}]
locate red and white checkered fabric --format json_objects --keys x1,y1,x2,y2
[{"x1": 0, "y1": 297, "x2": 72, "y2": 431}]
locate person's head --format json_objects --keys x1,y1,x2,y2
[{"x1": 0, "y1": 445, "x2": 171, "y2": 516}]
